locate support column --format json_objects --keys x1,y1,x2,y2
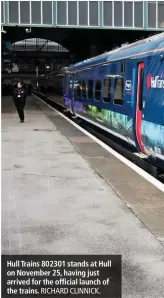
[
  {"x1": 36, "y1": 65, "x2": 39, "y2": 90},
  {"x1": 143, "y1": 1, "x2": 148, "y2": 30},
  {"x1": 4, "y1": 1, "x2": 9, "y2": 24},
  {"x1": 53, "y1": 0, "x2": 57, "y2": 27},
  {"x1": 99, "y1": 0, "x2": 103, "y2": 28}
]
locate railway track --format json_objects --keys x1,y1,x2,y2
[{"x1": 33, "y1": 91, "x2": 164, "y2": 183}]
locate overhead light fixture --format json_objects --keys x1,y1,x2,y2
[
  {"x1": 25, "y1": 28, "x2": 31, "y2": 33},
  {"x1": 1, "y1": 26, "x2": 6, "y2": 34}
]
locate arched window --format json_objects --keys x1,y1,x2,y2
[{"x1": 12, "y1": 38, "x2": 69, "y2": 52}]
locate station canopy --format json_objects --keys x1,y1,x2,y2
[{"x1": 12, "y1": 38, "x2": 69, "y2": 52}]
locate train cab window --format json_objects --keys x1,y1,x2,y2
[
  {"x1": 95, "y1": 80, "x2": 101, "y2": 101},
  {"x1": 76, "y1": 80, "x2": 81, "y2": 98},
  {"x1": 88, "y1": 80, "x2": 93, "y2": 99},
  {"x1": 139, "y1": 67, "x2": 144, "y2": 111},
  {"x1": 121, "y1": 62, "x2": 126, "y2": 73},
  {"x1": 114, "y1": 78, "x2": 124, "y2": 105},
  {"x1": 81, "y1": 80, "x2": 86, "y2": 98},
  {"x1": 103, "y1": 79, "x2": 111, "y2": 103}
]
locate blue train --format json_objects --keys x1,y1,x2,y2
[{"x1": 63, "y1": 33, "x2": 164, "y2": 171}]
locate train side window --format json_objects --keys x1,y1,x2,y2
[
  {"x1": 121, "y1": 62, "x2": 126, "y2": 73},
  {"x1": 114, "y1": 78, "x2": 124, "y2": 105},
  {"x1": 81, "y1": 80, "x2": 86, "y2": 98},
  {"x1": 103, "y1": 79, "x2": 111, "y2": 103},
  {"x1": 88, "y1": 80, "x2": 93, "y2": 99},
  {"x1": 73, "y1": 79, "x2": 78, "y2": 99},
  {"x1": 76, "y1": 80, "x2": 81, "y2": 98},
  {"x1": 95, "y1": 80, "x2": 101, "y2": 101}
]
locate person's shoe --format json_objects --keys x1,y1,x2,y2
[{"x1": 20, "y1": 120, "x2": 24, "y2": 123}]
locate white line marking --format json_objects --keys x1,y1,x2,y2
[{"x1": 33, "y1": 94, "x2": 164, "y2": 193}]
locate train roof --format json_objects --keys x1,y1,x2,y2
[{"x1": 68, "y1": 33, "x2": 164, "y2": 72}]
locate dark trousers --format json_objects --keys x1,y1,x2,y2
[{"x1": 13, "y1": 98, "x2": 26, "y2": 121}]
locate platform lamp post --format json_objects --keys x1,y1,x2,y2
[
  {"x1": 35, "y1": 60, "x2": 39, "y2": 91},
  {"x1": 36, "y1": 65, "x2": 38, "y2": 90}
]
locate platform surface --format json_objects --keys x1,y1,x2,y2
[{"x1": 2, "y1": 96, "x2": 164, "y2": 298}]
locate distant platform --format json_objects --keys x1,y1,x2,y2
[{"x1": 1, "y1": 95, "x2": 164, "y2": 298}]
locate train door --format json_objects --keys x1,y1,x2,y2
[
  {"x1": 70, "y1": 73, "x2": 75, "y2": 114},
  {"x1": 66, "y1": 73, "x2": 73, "y2": 111},
  {"x1": 63, "y1": 73, "x2": 67, "y2": 96},
  {"x1": 135, "y1": 62, "x2": 146, "y2": 154}
]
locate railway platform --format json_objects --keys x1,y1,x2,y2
[{"x1": 2, "y1": 95, "x2": 164, "y2": 298}]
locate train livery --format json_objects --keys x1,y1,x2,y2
[{"x1": 63, "y1": 33, "x2": 164, "y2": 171}]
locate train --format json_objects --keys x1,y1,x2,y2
[
  {"x1": 38, "y1": 33, "x2": 164, "y2": 172},
  {"x1": 38, "y1": 68, "x2": 67, "y2": 98}
]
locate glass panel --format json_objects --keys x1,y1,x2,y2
[
  {"x1": 114, "y1": 78, "x2": 124, "y2": 105},
  {"x1": 103, "y1": 1, "x2": 112, "y2": 26},
  {"x1": 43, "y1": 1, "x2": 52, "y2": 24},
  {"x1": 124, "y1": 1, "x2": 133, "y2": 27},
  {"x1": 89, "y1": 1, "x2": 98, "y2": 26},
  {"x1": 26, "y1": 38, "x2": 36, "y2": 51},
  {"x1": 88, "y1": 80, "x2": 93, "y2": 99},
  {"x1": 139, "y1": 68, "x2": 144, "y2": 111},
  {"x1": 158, "y1": 1, "x2": 164, "y2": 28},
  {"x1": 148, "y1": 1, "x2": 156, "y2": 28},
  {"x1": 76, "y1": 80, "x2": 81, "y2": 98},
  {"x1": 68, "y1": 1, "x2": 77, "y2": 25},
  {"x1": 1, "y1": 1, "x2": 4, "y2": 23},
  {"x1": 95, "y1": 80, "x2": 101, "y2": 100},
  {"x1": 134, "y1": 1, "x2": 143, "y2": 28},
  {"x1": 103, "y1": 79, "x2": 111, "y2": 103},
  {"x1": 57, "y1": 1, "x2": 66, "y2": 25},
  {"x1": 31, "y1": 1, "x2": 41, "y2": 24},
  {"x1": 81, "y1": 80, "x2": 86, "y2": 98},
  {"x1": 121, "y1": 62, "x2": 126, "y2": 73},
  {"x1": 79, "y1": 1, "x2": 88, "y2": 25},
  {"x1": 20, "y1": 1, "x2": 30, "y2": 24},
  {"x1": 114, "y1": 1, "x2": 122, "y2": 27},
  {"x1": 9, "y1": 1, "x2": 18, "y2": 23}
]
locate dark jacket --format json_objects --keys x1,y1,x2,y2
[{"x1": 13, "y1": 86, "x2": 27, "y2": 102}]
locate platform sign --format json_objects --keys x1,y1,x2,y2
[
  {"x1": 125, "y1": 80, "x2": 132, "y2": 91},
  {"x1": 11, "y1": 63, "x2": 19, "y2": 73}
]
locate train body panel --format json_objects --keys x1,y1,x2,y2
[{"x1": 64, "y1": 33, "x2": 164, "y2": 169}]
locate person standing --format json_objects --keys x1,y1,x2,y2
[
  {"x1": 13, "y1": 81, "x2": 27, "y2": 123},
  {"x1": 28, "y1": 81, "x2": 32, "y2": 95}
]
